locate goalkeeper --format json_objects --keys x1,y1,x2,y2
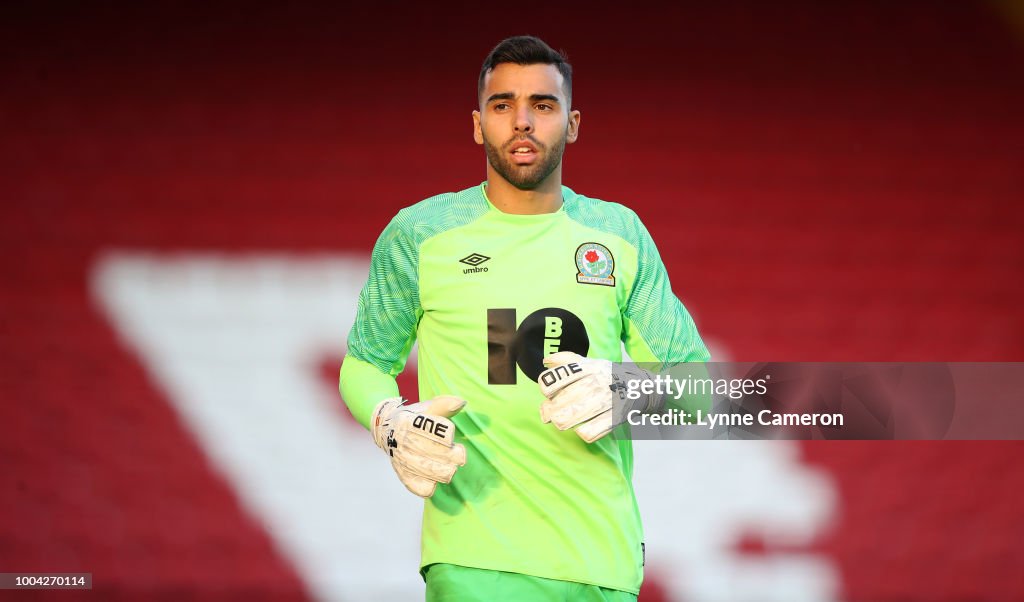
[{"x1": 340, "y1": 35, "x2": 709, "y2": 601}]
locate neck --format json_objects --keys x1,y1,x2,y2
[{"x1": 484, "y1": 164, "x2": 563, "y2": 215}]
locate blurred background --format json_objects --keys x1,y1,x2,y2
[{"x1": 2, "y1": 1, "x2": 1023, "y2": 600}]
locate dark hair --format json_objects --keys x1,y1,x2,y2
[{"x1": 478, "y1": 36, "x2": 573, "y2": 106}]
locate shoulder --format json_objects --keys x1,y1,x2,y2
[
  {"x1": 386, "y1": 185, "x2": 489, "y2": 245},
  {"x1": 563, "y1": 187, "x2": 650, "y2": 245}
]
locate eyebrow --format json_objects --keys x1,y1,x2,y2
[{"x1": 485, "y1": 92, "x2": 563, "y2": 104}]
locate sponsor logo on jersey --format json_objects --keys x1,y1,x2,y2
[
  {"x1": 575, "y1": 243, "x2": 615, "y2": 286},
  {"x1": 487, "y1": 307, "x2": 590, "y2": 384},
  {"x1": 460, "y1": 253, "x2": 490, "y2": 274}
]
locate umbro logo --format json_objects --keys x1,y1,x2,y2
[
  {"x1": 459, "y1": 253, "x2": 490, "y2": 267},
  {"x1": 460, "y1": 253, "x2": 490, "y2": 274}
]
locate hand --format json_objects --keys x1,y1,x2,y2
[
  {"x1": 538, "y1": 352, "x2": 660, "y2": 443},
  {"x1": 371, "y1": 395, "x2": 468, "y2": 497}
]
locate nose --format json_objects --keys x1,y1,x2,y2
[{"x1": 513, "y1": 105, "x2": 533, "y2": 134}]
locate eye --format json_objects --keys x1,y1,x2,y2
[
  {"x1": 535, "y1": 103, "x2": 553, "y2": 112},
  {"x1": 493, "y1": 102, "x2": 511, "y2": 111}
]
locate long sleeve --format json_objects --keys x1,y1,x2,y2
[
  {"x1": 620, "y1": 216, "x2": 710, "y2": 365},
  {"x1": 339, "y1": 216, "x2": 422, "y2": 429}
]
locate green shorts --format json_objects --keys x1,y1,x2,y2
[{"x1": 423, "y1": 563, "x2": 638, "y2": 602}]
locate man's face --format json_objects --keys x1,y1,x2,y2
[{"x1": 473, "y1": 63, "x2": 580, "y2": 190}]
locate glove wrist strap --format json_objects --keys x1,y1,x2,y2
[
  {"x1": 371, "y1": 396, "x2": 405, "y2": 450},
  {"x1": 639, "y1": 368, "x2": 665, "y2": 413}
]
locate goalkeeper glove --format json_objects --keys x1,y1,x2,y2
[
  {"x1": 538, "y1": 352, "x2": 661, "y2": 443},
  {"x1": 371, "y1": 395, "x2": 467, "y2": 498}
]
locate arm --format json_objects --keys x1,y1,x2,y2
[
  {"x1": 621, "y1": 217, "x2": 711, "y2": 419},
  {"x1": 339, "y1": 217, "x2": 421, "y2": 428},
  {"x1": 621, "y1": 215, "x2": 709, "y2": 365},
  {"x1": 339, "y1": 217, "x2": 465, "y2": 497}
]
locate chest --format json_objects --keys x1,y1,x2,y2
[{"x1": 418, "y1": 219, "x2": 630, "y2": 318}]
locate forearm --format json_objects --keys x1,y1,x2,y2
[{"x1": 339, "y1": 355, "x2": 401, "y2": 430}]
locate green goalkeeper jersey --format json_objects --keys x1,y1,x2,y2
[{"x1": 340, "y1": 182, "x2": 709, "y2": 594}]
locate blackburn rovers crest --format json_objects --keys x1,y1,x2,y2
[{"x1": 575, "y1": 242, "x2": 615, "y2": 287}]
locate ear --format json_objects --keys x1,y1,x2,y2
[
  {"x1": 472, "y1": 110, "x2": 483, "y2": 145},
  {"x1": 566, "y1": 109, "x2": 581, "y2": 144}
]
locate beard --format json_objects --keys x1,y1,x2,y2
[{"x1": 483, "y1": 131, "x2": 567, "y2": 190}]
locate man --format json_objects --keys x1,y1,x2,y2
[{"x1": 340, "y1": 35, "x2": 708, "y2": 601}]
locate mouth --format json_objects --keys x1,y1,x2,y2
[{"x1": 508, "y1": 141, "x2": 538, "y2": 165}]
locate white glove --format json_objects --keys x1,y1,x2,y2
[
  {"x1": 538, "y1": 352, "x2": 660, "y2": 443},
  {"x1": 371, "y1": 395, "x2": 467, "y2": 498}
]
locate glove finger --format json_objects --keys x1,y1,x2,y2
[
  {"x1": 403, "y1": 435, "x2": 466, "y2": 466},
  {"x1": 540, "y1": 383, "x2": 585, "y2": 423},
  {"x1": 538, "y1": 360, "x2": 590, "y2": 398},
  {"x1": 549, "y1": 396, "x2": 608, "y2": 430},
  {"x1": 540, "y1": 397, "x2": 555, "y2": 423},
  {"x1": 545, "y1": 377, "x2": 612, "y2": 429},
  {"x1": 542, "y1": 351, "x2": 585, "y2": 369},
  {"x1": 421, "y1": 395, "x2": 467, "y2": 419},
  {"x1": 396, "y1": 469, "x2": 438, "y2": 498},
  {"x1": 450, "y1": 442, "x2": 467, "y2": 466},
  {"x1": 574, "y1": 409, "x2": 614, "y2": 443},
  {"x1": 396, "y1": 452, "x2": 461, "y2": 484}
]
